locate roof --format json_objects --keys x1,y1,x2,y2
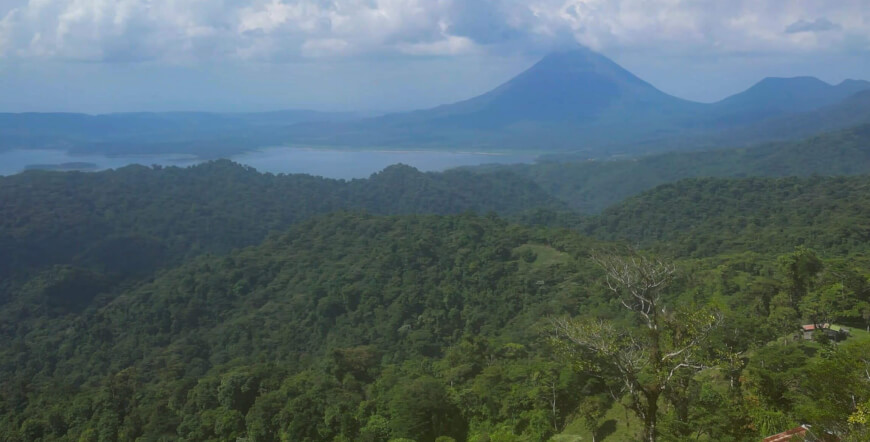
[
  {"x1": 801, "y1": 324, "x2": 830, "y2": 331},
  {"x1": 763, "y1": 426, "x2": 808, "y2": 442}
]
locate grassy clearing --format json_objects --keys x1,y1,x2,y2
[
  {"x1": 845, "y1": 324, "x2": 870, "y2": 343},
  {"x1": 556, "y1": 401, "x2": 641, "y2": 441},
  {"x1": 514, "y1": 244, "x2": 573, "y2": 270}
]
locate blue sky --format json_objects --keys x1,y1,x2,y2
[{"x1": 1, "y1": 0, "x2": 868, "y2": 113}]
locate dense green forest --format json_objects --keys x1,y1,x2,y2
[
  {"x1": 492, "y1": 123, "x2": 870, "y2": 213},
  {"x1": 0, "y1": 160, "x2": 561, "y2": 291},
  {"x1": 3, "y1": 212, "x2": 870, "y2": 441},
  {"x1": 0, "y1": 214, "x2": 601, "y2": 440},
  {"x1": 584, "y1": 175, "x2": 870, "y2": 257},
  {"x1": 3, "y1": 142, "x2": 870, "y2": 441}
]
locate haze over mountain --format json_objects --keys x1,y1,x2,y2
[
  {"x1": 715, "y1": 89, "x2": 870, "y2": 146},
  {"x1": 0, "y1": 110, "x2": 368, "y2": 156},
  {"x1": 478, "y1": 122, "x2": 870, "y2": 214},
  {"x1": 716, "y1": 77, "x2": 870, "y2": 114},
  {"x1": 401, "y1": 48, "x2": 701, "y2": 125},
  {"x1": 1, "y1": 47, "x2": 869, "y2": 158},
  {"x1": 280, "y1": 48, "x2": 870, "y2": 155},
  {"x1": 282, "y1": 48, "x2": 702, "y2": 151}
]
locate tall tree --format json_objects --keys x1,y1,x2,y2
[
  {"x1": 551, "y1": 252, "x2": 722, "y2": 442},
  {"x1": 578, "y1": 394, "x2": 608, "y2": 442},
  {"x1": 778, "y1": 246, "x2": 823, "y2": 311}
]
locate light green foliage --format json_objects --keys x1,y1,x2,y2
[
  {"x1": 795, "y1": 341, "x2": 870, "y2": 433},
  {"x1": 578, "y1": 394, "x2": 607, "y2": 442},
  {"x1": 359, "y1": 415, "x2": 391, "y2": 442}
]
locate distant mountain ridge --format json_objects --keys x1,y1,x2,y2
[
  {"x1": 0, "y1": 110, "x2": 368, "y2": 156},
  {"x1": 717, "y1": 77, "x2": 870, "y2": 111},
  {"x1": 1, "y1": 47, "x2": 868, "y2": 156},
  {"x1": 486, "y1": 122, "x2": 870, "y2": 213},
  {"x1": 708, "y1": 76, "x2": 870, "y2": 125},
  {"x1": 715, "y1": 89, "x2": 870, "y2": 145}
]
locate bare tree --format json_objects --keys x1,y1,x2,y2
[{"x1": 551, "y1": 252, "x2": 722, "y2": 442}]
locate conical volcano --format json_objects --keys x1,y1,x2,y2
[{"x1": 408, "y1": 47, "x2": 698, "y2": 127}]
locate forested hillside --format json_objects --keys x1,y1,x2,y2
[
  {"x1": 496, "y1": 123, "x2": 870, "y2": 213},
  {"x1": 584, "y1": 175, "x2": 870, "y2": 257},
  {"x1": 4, "y1": 148, "x2": 870, "y2": 441},
  {"x1": 0, "y1": 160, "x2": 562, "y2": 286},
  {"x1": 1, "y1": 214, "x2": 606, "y2": 441},
  {"x1": 3, "y1": 212, "x2": 870, "y2": 441}
]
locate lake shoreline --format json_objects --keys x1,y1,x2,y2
[{"x1": 0, "y1": 147, "x2": 540, "y2": 180}]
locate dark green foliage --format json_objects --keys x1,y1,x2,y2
[
  {"x1": 0, "y1": 213, "x2": 606, "y2": 441},
  {"x1": 744, "y1": 344, "x2": 811, "y2": 411},
  {"x1": 0, "y1": 160, "x2": 561, "y2": 279},
  {"x1": 584, "y1": 175, "x2": 870, "y2": 256},
  {"x1": 0, "y1": 160, "x2": 564, "y2": 350},
  {"x1": 388, "y1": 377, "x2": 466, "y2": 442}
]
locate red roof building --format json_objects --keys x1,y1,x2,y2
[
  {"x1": 763, "y1": 425, "x2": 809, "y2": 441},
  {"x1": 802, "y1": 324, "x2": 830, "y2": 332}
]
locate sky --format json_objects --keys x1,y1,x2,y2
[{"x1": 0, "y1": 0, "x2": 868, "y2": 113}]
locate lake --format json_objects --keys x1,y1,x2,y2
[{"x1": 0, "y1": 148, "x2": 538, "y2": 179}]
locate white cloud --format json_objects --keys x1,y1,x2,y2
[
  {"x1": 0, "y1": 0, "x2": 867, "y2": 62},
  {"x1": 521, "y1": 0, "x2": 868, "y2": 55},
  {"x1": 397, "y1": 34, "x2": 478, "y2": 56},
  {"x1": 0, "y1": 0, "x2": 237, "y2": 61}
]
